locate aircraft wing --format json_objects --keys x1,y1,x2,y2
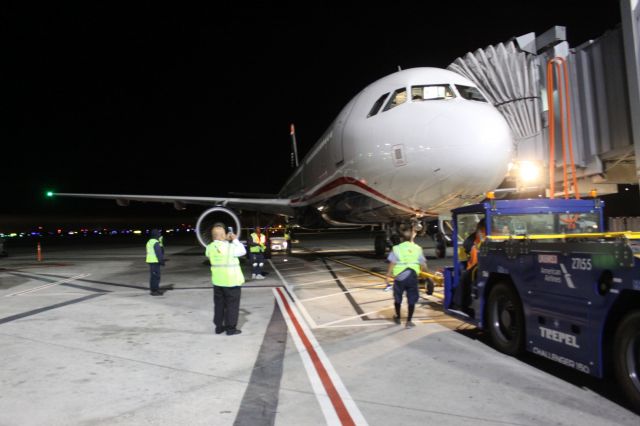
[{"x1": 51, "y1": 192, "x2": 296, "y2": 217}]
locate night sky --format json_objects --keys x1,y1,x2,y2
[{"x1": 1, "y1": 2, "x2": 626, "y2": 223}]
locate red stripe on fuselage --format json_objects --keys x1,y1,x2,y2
[{"x1": 289, "y1": 177, "x2": 437, "y2": 216}]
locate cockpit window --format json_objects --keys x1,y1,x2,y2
[
  {"x1": 367, "y1": 93, "x2": 390, "y2": 117},
  {"x1": 382, "y1": 88, "x2": 407, "y2": 112},
  {"x1": 411, "y1": 85, "x2": 455, "y2": 101},
  {"x1": 455, "y1": 85, "x2": 488, "y2": 102}
]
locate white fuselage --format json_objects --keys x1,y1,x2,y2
[{"x1": 279, "y1": 67, "x2": 513, "y2": 226}]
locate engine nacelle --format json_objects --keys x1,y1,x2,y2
[{"x1": 195, "y1": 206, "x2": 241, "y2": 248}]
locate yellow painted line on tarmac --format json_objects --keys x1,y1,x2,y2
[{"x1": 327, "y1": 257, "x2": 444, "y2": 300}]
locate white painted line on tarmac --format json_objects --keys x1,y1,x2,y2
[
  {"x1": 5, "y1": 273, "x2": 91, "y2": 297},
  {"x1": 271, "y1": 264, "x2": 319, "y2": 271},
  {"x1": 269, "y1": 259, "x2": 318, "y2": 328},
  {"x1": 347, "y1": 282, "x2": 388, "y2": 290},
  {"x1": 273, "y1": 287, "x2": 368, "y2": 426},
  {"x1": 320, "y1": 322, "x2": 397, "y2": 328},
  {"x1": 417, "y1": 318, "x2": 463, "y2": 324},
  {"x1": 291, "y1": 273, "x2": 372, "y2": 288},
  {"x1": 316, "y1": 308, "x2": 389, "y2": 328},
  {"x1": 282, "y1": 267, "x2": 353, "y2": 278},
  {"x1": 299, "y1": 288, "x2": 369, "y2": 302},
  {"x1": 320, "y1": 318, "x2": 462, "y2": 329}
]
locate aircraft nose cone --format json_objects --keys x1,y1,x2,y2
[{"x1": 442, "y1": 102, "x2": 513, "y2": 192}]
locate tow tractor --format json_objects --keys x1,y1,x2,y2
[{"x1": 443, "y1": 197, "x2": 640, "y2": 411}]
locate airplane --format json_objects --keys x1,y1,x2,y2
[{"x1": 49, "y1": 67, "x2": 514, "y2": 257}]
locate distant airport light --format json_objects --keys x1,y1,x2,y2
[
  {"x1": 133, "y1": 230, "x2": 142, "y2": 234},
  {"x1": 518, "y1": 161, "x2": 541, "y2": 183},
  {"x1": 46, "y1": 191, "x2": 54, "y2": 197}
]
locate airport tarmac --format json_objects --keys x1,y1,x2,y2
[{"x1": 1, "y1": 233, "x2": 639, "y2": 425}]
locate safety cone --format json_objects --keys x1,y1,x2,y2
[{"x1": 37, "y1": 242, "x2": 42, "y2": 262}]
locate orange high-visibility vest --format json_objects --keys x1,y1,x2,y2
[{"x1": 467, "y1": 234, "x2": 484, "y2": 270}]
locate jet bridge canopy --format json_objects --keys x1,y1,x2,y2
[{"x1": 448, "y1": 1, "x2": 640, "y2": 195}]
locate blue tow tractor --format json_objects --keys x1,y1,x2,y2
[{"x1": 443, "y1": 198, "x2": 640, "y2": 411}]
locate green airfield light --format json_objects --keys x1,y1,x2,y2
[{"x1": 46, "y1": 191, "x2": 54, "y2": 197}]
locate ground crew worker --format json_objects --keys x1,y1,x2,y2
[
  {"x1": 284, "y1": 226, "x2": 292, "y2": 260},
  {"x1": 385, "y1": 226, "x2": 428, "y2": 328},
  {"x1": 146, "y1": 229, "x2": 165, "y2": 296},
  {"x1": 248, "y1": 227, "x2": 266, "y2": 279},
  {"x1": 560, "y1": 214, "x2": 579, "y2": 232},
  {"x1": 205, "y1": 225, "x2": 246, "y2": 336},
  {"x1": 455, "y1": 218, "x2": 486, "y2": 312},
  {"x1": 466, "y1": 219, "x2": 486, "y2": 271}
]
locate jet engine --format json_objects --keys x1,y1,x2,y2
[{"x1": 195, "y1": 206, "x2": 242, "y2": 247}]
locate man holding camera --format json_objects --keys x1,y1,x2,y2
[{"x1": 205, "y1": 225, "x2": 246, "y2": 336}]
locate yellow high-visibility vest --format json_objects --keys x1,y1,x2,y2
[
  {"x1": 146, "y1": 239, "x2": 159, "y2": 263},
  {"x1": 391, "y1": 241, "x2": 422, "y2": 276},
  {"x1": 206, "y1": 240, "x2": 244, "y2": 286},
  {"x1": 250, "y1": 232, "x2": 266, "y2": 253}
]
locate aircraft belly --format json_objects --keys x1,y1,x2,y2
[{"x1": 321, "y1": 190, "x2": 415, "y2": 223}]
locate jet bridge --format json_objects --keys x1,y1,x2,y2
[{"x1": 448, "y1": 0, "x2": 640, "y2": 196}]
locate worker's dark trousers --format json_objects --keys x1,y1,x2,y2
[
  {"x1": 250, "y1": 253, "x2": 264, "y2": 275},
  {"x1": 393, "y1": 270, "x2": 419, "y2": 320},
  {"x1": 213, "y1": 285, "x2": 242, "y2": 330},
  {"x1": 149, "y1": 263, "x2": 161, "y2": 293}
]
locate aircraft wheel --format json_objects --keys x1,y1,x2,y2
[
  {"x1": 613, "y1": 310, "x2": 640, "y2": 412},
  {"x1": 374, "y1": 235, "x2": 386, "y2": 257},
  {"x1": 487, "y1": 282, "x2": 525, "y2": 356}
]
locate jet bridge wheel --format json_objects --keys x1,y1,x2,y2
[
  {"x1": 613, "y1": 310, "x2": 640, "y2": 411},
  {"x1": 487, "y1": 282, "x2": 525, "y2": 356}
]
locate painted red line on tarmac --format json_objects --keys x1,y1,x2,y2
[{"x1": 275, "y1": 287, "x2": 355, "y2": 426}]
